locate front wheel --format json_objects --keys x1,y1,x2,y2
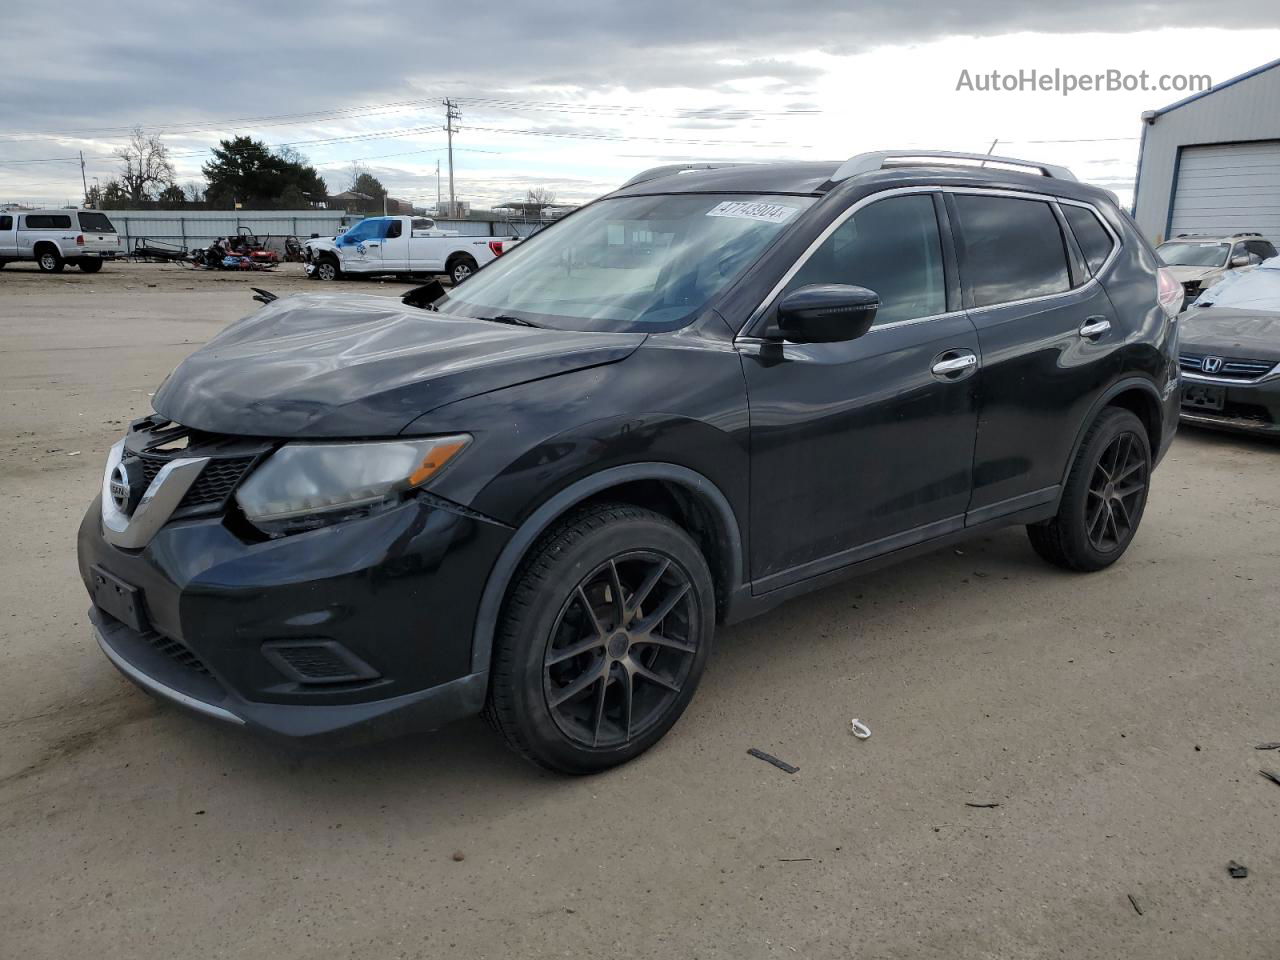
[
  {"x1": 448, "y1": 255, "x2": 477, "y2": 285},
  {"x1": 485, "y1": 503, "x2": 715, "y2": 774},
  {"x1": 313, "y1": 257, "x2": 340, "y2": 281},
  {"x1": 78, "y1": 258, "x2": 103, "y2": 273},
  {"x1": 1027, "y1": 407, "x2": 1151, "y2": 572}
]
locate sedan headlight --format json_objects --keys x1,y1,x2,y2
[{"x1": 235, "y1": 435, "x2": 470, "y2": 535}]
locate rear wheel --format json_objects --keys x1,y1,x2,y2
[
  {"x1": 1027, "y1": 407, "x2": 1151, "y2": 571},
  {"x1": 36, "y1": 248, "x2": 64, "y2": 273},
  {"x1": 448, "y1": 255, "x2": 477, "y2": 285},
  {"x1": 485, "y1": 503, "x2": 715, "y2": 774},
  {"x1": 78, "y1": 258, "x2": 103, "y2": 273}
]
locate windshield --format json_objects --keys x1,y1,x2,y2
[
  {"x1": 1157, "y1": 241, "x2": 1229, "y2": 267},
  {"x1": 434, "y1": 193, "x2": 815, "y2": 332}
]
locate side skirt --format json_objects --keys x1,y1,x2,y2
[{"x1": 724, "y1": 491, "x2": 1059, "y2": 625}]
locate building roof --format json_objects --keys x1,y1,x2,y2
[
  {"x1": 328, "y1": 190, "x2": 375, "y2": 201},
  {"x1": 1150, "y1": 57, "x2": 1280, "y2": 118}
]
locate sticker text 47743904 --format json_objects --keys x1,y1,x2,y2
[{"x1": 705, "y1": 200, "x2": 800, "y2": 225}]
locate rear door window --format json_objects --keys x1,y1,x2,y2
[
  {"x1": 954, "y1": 194, "x2": 1072, "y2": 307},
  {"x1": 1062, "y1": 204, "x2": 1116, "y2": 276},
  {"x1": 1246, "y1": 239, "x2": 1276, "y2": 260},
  {"x1": 782, "y1": 192, "x2": 947, "y2": 326},
  {"x1": 0, "y1": 216, "x2": 12, "y2": 230},
  {"x1": 78, "y1": 212, "x2": 116, "y2": 233}
]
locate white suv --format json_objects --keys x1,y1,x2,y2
[{"x1": 0, "y1": 208, "x2": 122, "y2": 273}]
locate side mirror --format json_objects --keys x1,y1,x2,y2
[
  {"x1": 775, "y1": 284, "x2": 880, "y2": 343},
  {"x1": 1230, "y1": 254, "x2": 1251, "y2": 268}
]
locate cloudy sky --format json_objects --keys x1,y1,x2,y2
[{"x1": 3, "y1": 2, "x2": 1279, "y2": 210}]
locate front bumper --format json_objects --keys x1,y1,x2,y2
[
  {"x1": 78, "y1": 493, "x2": 511, "y2": 744},
  {"x1": 1179, "y1": 374, "x2": 1280, "y2": 438}
]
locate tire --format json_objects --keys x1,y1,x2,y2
[
  {"x1": 1027, "y1": 407, "x2": 1151, "y2": 572},
  {"x1": 448, "y1": 255, "x2": 477, "y2": 285},
  {"x1": 485, "y1": 502, "x2": 716, "y2": 774},
  {"x1": 78, "y1": 258, "x2": 103, "y2": 273},
  {"x1": 314, "y1": 257, "x2": 340, "y2": 281},
  {"x1": 36, "y1": 248, "x2": 64, "y2": 273}
]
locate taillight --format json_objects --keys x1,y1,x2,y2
[
  {"x1": 488, "y1": 240, "x2": 505, "y2": 257},
  {"x1": 75, "y1": 234, "x2": 85, "y2": 246},
  {"x1": 1156, "y1": 267, "x2": 1183, "y2": 319}
]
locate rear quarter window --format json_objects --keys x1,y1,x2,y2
[
  {"x1": 1062, "y1": 204, "x2": 1116, "y2": 276},
  {"x1": 78, "y1": 212, "x2": 116, "y2": 233},
  {"x1": 954, "y1": 194, "x2": 1072, "y2": 307},
  {"x1": 24, "y1": 214, "x2": 73, "y2": 229}
]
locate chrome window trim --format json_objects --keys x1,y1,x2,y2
[
  {"x1": 100, "y1": 439, "x2": 209, "y2": 549},
  {"x1": 736, "y1": 184, "x2": 1122, "y2": 344}
]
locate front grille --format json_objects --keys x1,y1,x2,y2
[
  {"x1": 125, "y1": 416, "x2": 269, "y2": 517},
  {"x1": 1179, "y1": 354, "x2": 1276, "y2": 381},
  {"x1": 144, "y1": 631, "x2": 212, "y2": 677},
  {"x1": 183, "y1": 457, "x2": 256, "y2": 507}
]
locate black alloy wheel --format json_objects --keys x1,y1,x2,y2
[
  {"x1": 1027, "y1": 407, "x2": 1151, "y2": 572},
  {"x1": 1084, "y1": 431, "x2": 1148, "y2": 553},
  {"x1": 543, "y1": 551, "x2": 699, "y2": 749},
  {"x1": 486, "y1": 503, "x2": 715, "y2": 774}
]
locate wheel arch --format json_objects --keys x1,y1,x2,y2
[
  {"x1": 469, "y1": 463, "x2": 745, "y2": 675},
  {"x1": 1061, "y1": 377, "x2": 1164, "y2": 487},
  {"x1": 33, "y1": 239, "x2": 63, "y2": 259}
]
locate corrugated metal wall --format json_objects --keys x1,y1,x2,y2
[
  {"x1": 107, "y1": 210, "x2": 360, "y2": 254},
  {"x1": 107, "y1": 210, "x2": 548, "y2": 253},
  {"x1": 1133, "y1": 62, "x2": 1280, "y2": 244}
]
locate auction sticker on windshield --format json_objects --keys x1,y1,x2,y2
[{"x1": 705, "y1": 200, "x2": 800, "y2": 224}]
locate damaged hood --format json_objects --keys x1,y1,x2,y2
[
  {"x1": 1180, "y1": 308, "x2": 1280, "y2": 363},
  {"x1": 153, "y1": 293, "x2": 645, "y2": 436},
  {"x1": 1165, "y1": 265, "x2": 1224, "y2": 285}
]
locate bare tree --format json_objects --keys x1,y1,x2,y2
[
  {"x1": 183, "y1": 181, "x2": 205, "y2": 203},
  {"x1": 525, "y1": 186, "x2": 558, "y2": 211},
  {"x1": 116, "y1": 127, "x2": 176, "y2": 204},
  {"x1": 345, "y1": 161, "x2": 370, "y2": 193}
]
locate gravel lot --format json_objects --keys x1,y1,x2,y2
[{"x1": 3, "y1": 260, "x2": 1279, "y2": 959}]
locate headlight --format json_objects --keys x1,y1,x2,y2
[{"x1": 235, "y1": 435, "x2": 470, "y2": 535}]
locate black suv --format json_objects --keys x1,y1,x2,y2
[{"x1": 78, "y1": 150, "x2": 1183, "y2": 773}]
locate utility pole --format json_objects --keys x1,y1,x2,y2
[
  {"x1": 443, "y1": 98, "x2": 460, "y2": 217},
  {"x1": 79, "y1": 151, "x2": 89, "y2": 205},
  {"x1": 436, "y1": 159, "x2": 441, "y2": 213}
]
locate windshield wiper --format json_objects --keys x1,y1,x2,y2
[{"x1": 478, "y1": 314, "x2": 542, "y2": 328}]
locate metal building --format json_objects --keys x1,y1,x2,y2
[{"x1": 1133, "y1": 58, "x2": 1280, "y2": 245}]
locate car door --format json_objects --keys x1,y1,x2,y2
[
  {"x1": 739, "y1": 190, "x2": 981, "y2": 590},
  {"x1": 335, "y1": 219, "x2": 381, "y2": 272},
  {"x1": 0, "y1": 215, "x2": 15, "y2": 257},
  {"x1": 376, "y1": 218, "x2": 408, "y2": 270},
  {"x1": 948, "y1": 191, "x2": 1122, "y2": 522}
]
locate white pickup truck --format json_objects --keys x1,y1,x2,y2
[
  {"x1": 0, "y1": 208, "x2": 121, "y2": 273},
  {"x1": 303, "y1": 216, "x2": 517, "y2": 285}
]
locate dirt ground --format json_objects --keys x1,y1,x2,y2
[{"x1": 3, "y1": 260, "x2": 1279, "y2": 959}]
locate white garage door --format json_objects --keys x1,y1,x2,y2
[{"x1": 1169, "y1": 140, "x2": 1280, "y2": 245}]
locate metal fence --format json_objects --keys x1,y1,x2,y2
[{"x1": 103, "y1": 209, "x2": 549, "y2": 256}]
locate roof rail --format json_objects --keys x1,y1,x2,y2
[
  {"x1": 831, "y1": 150, "x2": 1077, "y2": 183},
  {"x1": 620, "y1": 162, "x2": 746, "y2": 189}
]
